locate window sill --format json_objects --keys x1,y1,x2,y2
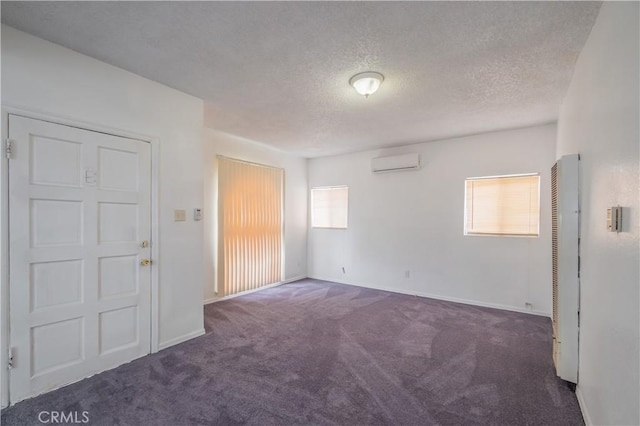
[{"x1": 464, "y1": 232, "x2": 539, "y2": 238}]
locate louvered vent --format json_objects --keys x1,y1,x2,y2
[
  {"x1": 552, "y1": 154, "x2": 580, "y2": 384},
  {"x1": 551, "y1": 162, "x2": 559, "y2": 368}
]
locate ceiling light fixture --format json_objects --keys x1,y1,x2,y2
[{"x1": 349, "y1": 71, "x2": 384, "y2": 98}]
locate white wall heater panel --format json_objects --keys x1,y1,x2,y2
[{"x1": 552, "y1": 153, "x2": 580, "y2": 384}]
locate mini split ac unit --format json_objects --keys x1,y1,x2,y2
[{"x1": 371, "y1": 153, "x2": 421, "y2": 173}]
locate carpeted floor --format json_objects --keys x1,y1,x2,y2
[{"x1": 1, "y1": 279, "x2": 583, "y2": 425}]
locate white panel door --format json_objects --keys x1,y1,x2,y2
[{"x1": 8, "y1": 115, "x2": 151, "y2": 403}]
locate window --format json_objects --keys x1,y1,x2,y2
[
  {"x1": 311, "y1": 186, "x2": 348, "y2": 229},
  {"x1": 464, "y1": 174, "x2": 540, "y2": 236},
  {"x1": 218, "y1": 156, "x2": 283, "y2": 296}
]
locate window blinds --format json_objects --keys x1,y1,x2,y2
[
  {"x1": 217, "y1": 156, "x2": 283, "y2": 297},
  {"x1": 465, "y1": 174, "x2": 540, "y2": 236},
  {"x1": 311, "y1": 186, "x2": 348, "y2": 229}
]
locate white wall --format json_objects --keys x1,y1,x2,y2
[
  {"x1": 556, "y1": 3, "x2": 639, "y2": 425},
  {"x1": 203, "y1": 128, "x2": 307, "y2": 302},
  {"x1": 1, "y1": 25, "x2": 206, "y2": 406},
  {"x1": 308, "y1": 124, "x2": 556, "y2": 316}
]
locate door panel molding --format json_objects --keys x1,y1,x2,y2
[{"x1": 1, "y1": 107, "x2": 160, "y2": 406}]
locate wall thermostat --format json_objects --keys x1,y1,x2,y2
[{"x1": 607, "y1": 206, "x2": 622, "y2": 232}]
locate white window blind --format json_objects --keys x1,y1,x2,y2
[
  {"x1": 465, "y1": 174, "x2": 540, "y2": 236},
  {"x1": 217, "y1": 156, "x2": 283, "y2": 296},
  {"x1": 311, "y1": 186, "x2": 348, "y2": 229}
]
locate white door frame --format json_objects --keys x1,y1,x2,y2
[{"x1": 0, "y1": 106, "x2": 161, "y2": 407}]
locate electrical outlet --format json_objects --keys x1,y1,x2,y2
[{"x1": 404, "y1": 270, "x2": 410, "y2": 278}]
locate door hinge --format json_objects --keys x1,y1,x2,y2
[
  {"x1": 5, "y1": 138, "x2": 13, "y2": 159},
  {"x1": 8, "y1": 347, "x2": 15, "y2": 369},
  {"x1": 577, "y1": 255, "x2": 581, "y2": 278}
]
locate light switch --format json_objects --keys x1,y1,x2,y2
[
  {"x1": 174, "y1": 209, "x2": 186, "y2": 222},
  {"x1": 194, "y1": 208, "x2": 202, "y2": 221}
]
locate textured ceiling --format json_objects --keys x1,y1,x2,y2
[{"x1": 1, "y1": 1, "x2": 601, "y2": 157}]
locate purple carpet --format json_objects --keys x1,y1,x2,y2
[{"x1": 1, "y1": 279, "x2": 583, "y2": 425}]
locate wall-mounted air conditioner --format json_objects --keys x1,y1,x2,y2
[{"x1": 371, "y1": 153, "x2": 421, "y2": 173}]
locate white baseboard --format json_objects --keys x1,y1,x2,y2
[
  {"x1": 204, "y1": 275, "x2": 308, "y2": 305},
  {"x1": 309, "y1": 275, "x2": 550, "y2": 317},
  {"x1": 576, "y1": 385, "x2": 592, "y2": 426},
  {"x1": 157, "y1": 328, "x2": 205, "y2": 351},
  {"x1": 203, "y1": 297, "x2": 217, "y2": 305},
  {"x1": 283, "y1": 275, "x2": 307, "y2": 284}
]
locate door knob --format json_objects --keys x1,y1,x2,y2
[{"x1": 140, "y1": 259, "x2": 151, "y2": 266}]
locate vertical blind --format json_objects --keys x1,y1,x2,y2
[
  {"x1": 311, "y1": 186, "x2": 349, "y2": 229},
  {"x1": 218, "y1": 156, "x2": 283, "y2": 297},
  {"x1": 465, "y1": 174, "x2": 540, "y2": 236}
]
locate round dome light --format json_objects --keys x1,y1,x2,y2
[{"x1": 349, "y1": 71, "x2": 384, "y2": 98}]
